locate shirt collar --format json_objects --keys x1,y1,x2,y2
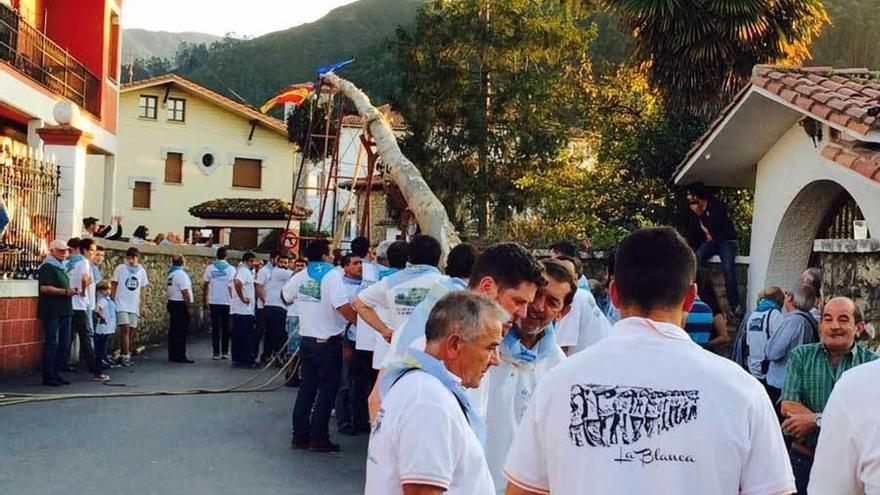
[
  {"x1": 819, "y1": 342, "x2": 860, "y2": 358},
  {"x1": 614, "y1": 316, "x2": 694, "y2": 342}
]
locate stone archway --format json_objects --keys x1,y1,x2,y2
[{"x1": 764, "y1": 179, "x2": 857, "y2": 292}]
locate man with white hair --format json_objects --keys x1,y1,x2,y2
[
  {"x1": 765, "y1": 285, "x2": 819, "y2": 410},
  {"x1": 38, "y1": 240, "x2": 78, "y2": 386},
  {"x1": 365, "y1": 291, "x2": 507, "y2": 494}
]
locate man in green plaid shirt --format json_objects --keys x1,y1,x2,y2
[{"x1": 781, "y1": 297, "x2": 876, "y2": 494}]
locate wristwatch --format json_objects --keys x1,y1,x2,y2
[{"x1": 815, "y1": 412, "x2": 823, "y2": 427}]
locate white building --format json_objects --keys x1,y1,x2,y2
[{"x1": 675, "y1": 65, "x2": 880, "y2": 308}]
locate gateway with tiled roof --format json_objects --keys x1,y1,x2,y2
[
  {"x1": 189, "y1": 198, "x2": 311, "y2": 220},
  {"x1": 675, "y1": 65, "x2": 880, "y2": 312}
]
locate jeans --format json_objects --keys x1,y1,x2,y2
[
  {"x1": 231, "y1": 314, "x2": 256, "y2": 365},
  {"x1": 789, "y1": 448, "x2": 813, "y2": 494},
  {"x1": 286, "y1": 316, "x2": 301, "y2": 356},
  {"x1": 41, "y1": 315, "x2": 71, "y2": 381},
  {"x1": 292, "y1": 335, "x2": 343, "y2": 441},
  {"x1": 696, "y1": 239, "x2": 740, "y2": 310},
  {"x1": 350, "y1": 348, "x2": 374, "y2": 430},
  {"x1": 70, "y1": 310, "x2": 96, "y2": 373},
  {"x1": 209, "y1": 304, "x2": 231, "y2": 356},
  {"x1": 94, "y1": 333, "x2": 109, "y2": 372},
  {"x1": 167, "y1": 301, "x2": 190, "y2": 361},
  {"x1": 335, "y1": 340, "x2": 354, "y2": 430},
  {"x1": 262, "y1": 306, "x2": 287, "y2": 361}
]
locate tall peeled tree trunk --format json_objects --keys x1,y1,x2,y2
[{"x1": 321, "y1": 72, "x2": 461, "y2": 257}]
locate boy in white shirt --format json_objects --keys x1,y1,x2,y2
[
  {"x1": 166, "y1": 254, "x2": 193, "y2": 363},
  {"x1": 93, "y1": 280, "x2": 115, "y2": 382},
  {"x1": 203, "y1": 247, "x2": 236, "y2": 360},
  {"x1": 230, "y1": 252, "x2": 260, "y2": 367},
  {"x1": 111, "y1": 247, "x2": 149, "y2": 367},
  {"x1": 504, "y1": 227, "x2": 794, "y2": 495}
]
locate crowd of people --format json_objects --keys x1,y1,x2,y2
[{"x1": 33, "y1": 209, "x2": 880, "y2": 494}]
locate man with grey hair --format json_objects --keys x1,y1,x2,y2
[
  {"x1": 365, "y1": 291, "x2": 506, "y2": 494},
  {"x1": 167, "y1": 254, "x2": 194, "y2": 363},
  {"x1": 765, "y1": 285, "x2": 819, "y2": 411}
]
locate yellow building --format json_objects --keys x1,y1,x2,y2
[{"x1": 83, "y1": 74, "x2": 308, "y2": 248}]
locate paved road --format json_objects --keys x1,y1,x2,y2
[{"x1": 0, "y1": 336, "x2": 368, "y2": 495}]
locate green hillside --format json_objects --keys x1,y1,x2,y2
[{"x1": 122, "y1": 29, "x2": 221, "y2": 61}]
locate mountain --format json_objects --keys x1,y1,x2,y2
[{"x1": 122, "y1": 29, "x2": 222, "y2": 61}]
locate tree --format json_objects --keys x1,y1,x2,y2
[
  {"x1": 811, "y1": 0, "x2": 880, "y2": 69},
  {"x1": 395, "y1": 0, "x2": 594, "y2": 236},
  {"x1": 599, "y1": 0, "x2": 829, "y2": 115}
]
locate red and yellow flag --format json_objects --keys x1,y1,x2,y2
[{"x1": 260, "y1": 83, "x2": 314, "y2": 114}]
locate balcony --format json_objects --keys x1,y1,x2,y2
[{"x1": 0, "y1": 2, "x2": 100, "y2": 117}]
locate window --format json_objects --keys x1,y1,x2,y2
[
  {"x1": 232, "y1": 157, "x2": 262, "y2": 188},
  {"x1": 164, "y1": 152, "x2": 182, "y2": 184},
  {"x1": 138, "y1": 95, "x2": 157, "y2": 119},
  {"x1": 229, "y1": 228, "x2": 258, "y2": 249},
  {"x1": 132, "y1": 181, "x2": 151, "y2": 208},
  {"x1": 167, "y1": 97, "x2": 185, "y2": 122}
]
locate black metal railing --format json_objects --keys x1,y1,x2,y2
[
  {"x1": 0, "y1": 147, "x2": 59, "y2": 279},
  {"x1": 0, "y1": 2, "x2": 101, "y2": 116}
]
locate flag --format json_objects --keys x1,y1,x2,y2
[
  {"x1": 317, "y1": 58, "x2": 354, "y2": 76},
  {"x1": 260, "y1": 83, "x2": 314, "y2": 114}
]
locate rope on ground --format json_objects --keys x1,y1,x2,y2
[{"x1": 0, "y1": 333, "x2": 302, "y2": 407}]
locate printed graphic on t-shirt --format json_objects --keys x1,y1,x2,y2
[
  {"x1": 298, "y1": 279, "x2": 321, "y2": 301},
  {"x1": 569, "y1": 384, "x2": 699, "y2": 449},
  {"x1": 393, "y1": 287, "x2": 430, "y2": 316},
  {"x1": 124, "y1": 274, "x2": 140, "y2": 291}
]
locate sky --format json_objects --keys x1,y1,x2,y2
[{"x1": 121, "y1": 0, "x2": 361, "y2": 38}]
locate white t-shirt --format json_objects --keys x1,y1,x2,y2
[
  {"x1": 255, "y1": 264, "x2": 273, "y2": 309},
  {"x1": 357, "y1": 267, "x2": 445, "y2": 335},
  {"x1": 810, "y1": 359, "x2": 880, "y2": 495},
  {"x1": 355, "y1": 261, "x2": 380, "y2": 351},
  {"x1": 745, "y1": 308, "x2": 785, "y2": 380},
  {"x1": 365, "y1": 370, "x2": 495, "y2": 495},
  {"x1": 68, "y1": 258, "x2": 93, "y2": 311},
  {"x1": 112, "y1": 264, "x2": 149, "y2": 314},
  {"x1": 230, "y1": 265, "x2": 255, "y2": 316},
  {"x1": 503, "y1": 317, "x2": 795, "y2": 495},
  {"x1": 166, "y1": 269, "x2": 193, "y2": 302},
  {"x1": 281, "y1": 268, "x2": 348, "y2": 339},
  {"x1": 94, "y1": 296, "x2": 117, "y2": 335},
  {"x1": 262, "y1": 267, "x2": 293, "y2": 309},
  {"x1": 557, "y1": 288, "x2": 612, "y2": 352},
  {"x1": 203, "y1": 262, "x2": 236, "y2": 306}
]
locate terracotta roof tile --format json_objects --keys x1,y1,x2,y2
[
  {"x1": 820, "y1": 144, "x2": 880, "y2": 184},
  {"x1": 341, "y1": 104, "x2": 406, "y2": 129},
  {"x1": 794, "y1": 96, "x2": 815, "y2": 111},
  {"x1": 813, "y1": 104, "x2": 833, "y2": 120},
  {"x1": 829, "y1": 112, "x2": 852, "y2": 127}
]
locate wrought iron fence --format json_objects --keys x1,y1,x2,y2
[
  {"x1": 0, "y1": 146, "x2": 59, "y2": 279},
  {"x1": 0, "y1": 2, "x2": 101, "y2": 116}
]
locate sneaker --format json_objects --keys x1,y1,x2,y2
[
  {"x1": 221, "y1": 354, "x2": 230, "y2": 360},
  {"x1": 93, "y1": 374, "x2": 110, "y2": 382},
  {"x1": 291, "y1": 435, "x2": 310, "y2": 450},
  {"x1": 212, "y1": 355, "x2": 221, "y2": 361},
  {"x1": 121, "y1": 355, "x2": 132, "y2": 367},
  {"x1": 308, "y1": 439, "x2": 341, "y2": 453}
]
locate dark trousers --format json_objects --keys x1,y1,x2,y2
[
  {"x1": 335, "y1": 342, "x2": 353, "y2": 430},
  {"x1": 94, "y1": 333, "x2": 109, "y2": 372},
  {"x1": 167, "y1": 300, "x2": 190, "y2": 361},
  {"x1": 349, "y1": 348, "x2": 374, "y2": 430},
  {"x1": 263, "y1": 306, "x2": 287, "y2": 361},
  {"x1": 766, "y1": 385, "x2": 783, "y2": 420},
  {"x1": 70, "y1": 310, "x2": 96, "y2": 373},
  {"x1": 789, "y1": 448, "x2": 813, "y2": 494},
  {"x1": 293, "y1": 336, "x2": 343, "y2": 441},
  {"x1": 231, "y1": 314, "x2": 256, "y2": 365},
  {"x1": 696, "y1": 239, "x2": 740, "y2": 310},
  {"x1": 255, "y1": 307, "x2": 266, "y2": 359},
  {"x1": 209, "y1": 304, "x2": 231, "y2": 356},
  {"x1": 41, "y1": 315, "x2": 71, "y2": 381}
]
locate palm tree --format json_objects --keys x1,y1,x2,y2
[{"x1": 599, "y1": 0, "x2": 829, "y2": 115}]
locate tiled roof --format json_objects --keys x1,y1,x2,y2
[
  {"x1": 342, "y1": 104, "x2": 406, "y2": 129},
  {"x1": 338, "y1": 176, "x2": 385, "y2": 191},
  {"x1": 751, "y1": 66, "x2": 880, "y2": 136},
  {"x1": 820, "y1": 144, "x2": 880, "y2": 182},
  {"x1": 122, "y1": 74, "x2": 288, "y2": 135},
  {"x1": 189, "y1": 198, "x2": 311, "y2": 220}
]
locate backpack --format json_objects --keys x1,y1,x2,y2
[{"x1": 745, "y1": 309, "x2": 779, "y2": 375}]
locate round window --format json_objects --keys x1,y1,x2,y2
[{"x1": 201, "y1": 153, "x2": 215, "y2": 168}]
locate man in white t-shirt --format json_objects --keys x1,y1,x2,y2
[
  {"x1": 203, "y1": 246, "x2": 236, "y2": 360},
  {"x1": 809, "y1": 359, "x2": 880, "y2": 494},
  {"x1": 111, "y1": 247, "x2": 149, "y2": 367},
  {"x1": 166, "y1": 254, "x2": 193, "y2": 363},
  {"x1": 554, "y1": 254, "x2": 612, "y2": 355},
  {"x1": 485, "y1": 259, "x2": 573, "y2": 493},
  {"x1": 66, "y1": 237, "x2": 97, "y2": 373},
  {"x1": 504, "y1": 227, "x2": 794, "y2": 495},
  {"x1": 366, "y1": 291, "x2": 508, "y2": 495},
  {"x1": 352, "y1": 234, "x2": 446, "y2": 354},
  {"x1": 254, "y1": 251, "x2": 281, "y2": 363},
  {"x1": 230, "y1": 252, "x2": 260, "y2": 367},
  {"x1": 257, "y1": 253, "x2": 293, "y2": 364},
  {"x1": 285, "y1": 239, "x2": 358, "y2": 452}
]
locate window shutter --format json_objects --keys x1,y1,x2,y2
[
  {"x1": 164, "y1": 152, "x2": 182, "y2": 183},
  {"x1": 132, "y1": 181, "x2": 151, "y2": 208},
  {"x1": 229, "y1": 228, "x2": 258, "y2": 249},
  {"x1": 232, "y1": 158, "x2": 262, "y2": 188}
]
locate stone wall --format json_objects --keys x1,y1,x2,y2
[
  {"x1": 98, "y1": 240, "x2": 261, "y2": 350},
  {"x1": 815, "y1": 239, "x2": 880, "y2": 343}
]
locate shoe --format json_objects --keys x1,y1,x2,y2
[
  {"x1": 93, "y1": 374, "x2": 110, "y2": 382},
  {"x1": 43, "y1": 379, "x2": 62, "y2": 387},
  {"x1": 181, "y1": 358, "x2": 194, "y2": 363},
  {"x1": 221, "y1": 354, "x2": 230, "y2": 360},
  {"x1": 308, "y1": 439, "x2": 341, "y2": 453},
  {"x1": 212, "y1": 355, "x2": 221, "y2": 361},
  {"x1": 55, "y1": 376, "x2": 71, "y2": 385},
  {"x1": 64, "y1": 365, "x2": 77, "y2": 372},
  {"x1": 291, "y1": 435, "x2": 310, "y2": 450},
  {"x1": 121, "y1": 356, "x2": 132, "y2": 367}
]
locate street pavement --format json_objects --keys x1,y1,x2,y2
[{"x1": 0, "y1": 336, "x2": 368, "y2": 495}]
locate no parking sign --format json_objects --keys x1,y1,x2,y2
[{"x1": 281, "y1": 229, "x2": 299, "y2": 253}]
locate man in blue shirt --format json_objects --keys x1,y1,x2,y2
[{"x1": 765, "y1": 285, "x2": 819, "y2": 412}]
